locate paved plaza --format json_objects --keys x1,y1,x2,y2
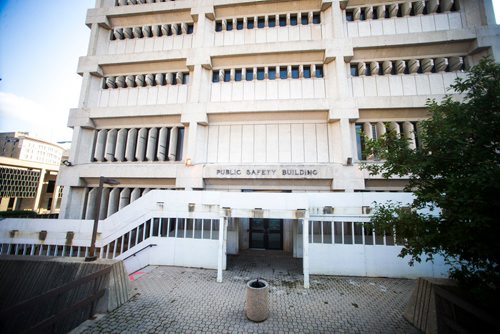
[{"x1": 73, "y1": 251, "x2": 419, "y2": 333}]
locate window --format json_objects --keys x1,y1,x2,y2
[
  {"x1": 224, "y1": 70, "x2": 231, "y2": 82},
  {"x1": 354, "y1": 222, "x2": 363, "y2": 244},
  {"x1": 291, "y1": 66, "x2": 299, "y2": 79},
  {"x1": 350, "y1": 65, "x2": 358, "y2": 76},
  {"x1": 235, "y1": 69, "x2": 242, "y2": 81},
  {"x1": 247, "y1": 18, "x2": 254, "y2": 29},
  {"x1": 268, "y1": 67, "x2": 276, "y2": 80},
  {"x1": 187, "y1": 24, "x2": 194, "y2": 34},
  {"x1": 346, "y1": 10, "x2": 354, "y2": 22},
  {"x1": 303, "y1": 66, "x2": 311, "y2": 78},
  {"x1": 279, "y1": 15, "x2": 286, "y2": 27},
  {"x1": 355, "y1": 124, "x2": 365, "y2": 160},
  {"x1": 257, "y1": 67, "x2": 265, "y2": 80},
  {"x1": 236, "y1": 19, "x2": 244, "y2": 30},
  {"x1": 343, "y1": 222, "x2": 353, "y2": 244},
  {"x1": 176, "y1": 218, "x2": 185, "y2": 238},
  {"x1": 280, "y1": 66, "x2": 287, "y2": 79},
  {"x1": 290, "y1": 14, "x2": 298, "y2": 26},
  {"x1": 226, "y1": 21, "x2": 233, "y2": 31},
  {"x1": 334, "y1": 221, "x2": 342, "y2": 244},
  {"x1": 246, "y1": 68, "x2": 254, "y2": 81},
  {"x1": 268, "y1": 16, "x2": 276, "y2": 27},
  {"x1": 212, "y1": 71, "x2": 220, "y2": 83},
  {"x1": 257, "y1": 17, "x2": 265, "y2": 28},
  {"x1": 301, "y1": 13, "x2": 308, "y2": 25},
  {"x1": 176, "y1": 128, "x2": 184, "y2": 161},
  {"x1": 182, "y1": 73, "x2": 190, "y2": 84},
  {"x1": 313, "y1": 12, "x2": 321, "y2": 24},
  {"x1": 323, "y1": 221, "x2": 332, "y2": 243},
  {"x1": 364, "y1": 223, "x2": 374, "y2": 245},
  {"x1": 315, "y1": 65, "x2": 324, "y2": 78}
]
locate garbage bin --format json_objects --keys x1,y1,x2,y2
[{"x1": 245, "y1": 279, "x2": 269, "y2": 322}]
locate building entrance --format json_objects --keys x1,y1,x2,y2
[{"x1": 249, "y1": 218, "x2": 283, "y2": 250}]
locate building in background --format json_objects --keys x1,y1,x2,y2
[
  {"x1": 0, "y1": 132, "x2": 64, "y2": 213},
  {"x1": 1, "y1": 0, "x2": 498, "y2": 284}
]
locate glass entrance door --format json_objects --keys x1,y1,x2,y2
[{"x1": 249, "y1": 219, "x2": 283, "y2": 250}]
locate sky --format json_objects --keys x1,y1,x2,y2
[{"x1": 0, "y1": 0, "x2": 499, "y2": 144}]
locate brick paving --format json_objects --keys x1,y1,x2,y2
[{"x1": 73, "y1": 250, "x2": 419, "y2": 333}]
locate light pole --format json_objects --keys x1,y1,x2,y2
[{"x1": 85, "y1": 176, "x2": 120, "y2": 262}]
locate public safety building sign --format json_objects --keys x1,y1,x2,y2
[{"x1": 203, "y1": 165, "x2": 333, "y2": 179}]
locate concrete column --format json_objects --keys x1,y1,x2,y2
[
  {"x1": 185, "y1": 122, "x2": 198, "y2": 163},
  {"x1": 168, "y1": 127, "x2": 178, "y2": 161},
  {"x1": 119, "y1": 188, "x2": 131, "y2": 210},
  {"x1": 146, "y1": 127, "x2": 158, "y2": 161},
  {"x1": 335, "y1": 59, "x2": 349, "y2": 98},
  {"x1": 136, "y1": 128, "x2": 148, "y2": 161},
  {"x1": 94, "y1": 129, "x2": 107, "y2": 162},
  {"x1": 50, "y1": 186, "x2": 61, "y2": 213},
  {"x1": 157, "y1": 127, "x2": 169, "y2": 161},
  {"x1": 105, "y1": 129, "x2": 117, "y2": 161},
  {"x1": 302, "y1": 213, "x2": 310, "y2": 288},
  {"x1": 125, "y1": 128, "x2": 137, "y2": 161},
  {"x1": 115, "y1": 128, "x2": 128, "y2": 162},
  {"x1": 32, "y1": 169, "x2": 46, "y2": 213},
  {"x1": 85, "y1": 188, "x2": 98, "y2": 219},
  {"x1": 130, "y1": 188, "x2": 141, "y2": 202},
  {"x1": 99, "y1": 188, "x2": 110, "y2": 220},
  {"x1": 217, "y1": 215, "x2": 227, "y2": 283},
  {"x1": 340, "y1": 118, "x2": 353, "y2": 162},
  {"x1": 375, "y1": 122, "x2": 386, "y2": 138},
  {"x1": 107, "y1": 188, "x2": 120, "y2": 217},
  {"x1": 363, "y1": 122, "x2": 373, "y2": 140},
  {"x1": 403, "y1": 122, "x2": 416, "y2": 149}
]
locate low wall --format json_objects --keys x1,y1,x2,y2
[{"x1": 0, "y1": 256, "x2": 130, "y2": 333}]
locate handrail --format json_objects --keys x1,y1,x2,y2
[
  {"x1": 122, "y1": 244, "x2": 157, "y2": 261},
  {"x1": 0, "y1": 266, "x2": 112, "y2": 333}
]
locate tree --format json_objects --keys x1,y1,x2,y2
[{"x1": 362, "y1": 58, "x2": 500, "y2": 302}]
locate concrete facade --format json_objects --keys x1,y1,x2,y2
[{"x1": 1, "y1": 0, "x2": 498, "y2": 285}]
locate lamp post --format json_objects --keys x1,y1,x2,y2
[{"x1": 85, "y1": 176, "x2": 120, "y2": 262}]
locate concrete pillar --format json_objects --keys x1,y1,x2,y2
[
  {"x1": 339, "y1": 118, "x2": 353, "y2": 163},
  {"x1": 217, "y1": 215, "x2": 227, "y2": 283},
  {"x1": 32, "y1": 169, "x2": 46, "y2": 213},
  {"x1": 146, "y1": 127, "x2": 158, "y2": 161},
  {"x1": 375, "y1": 122, "x2": 386, "y2": 138},
  {"x1": 130, "y1": 188, "x2": 141, "y2": 202},
  {"x1": 363, "y1": 122, "x2": 373, "y2": 140},
  {"x1": 185, "y1": 122, "x2": 198, "y2": 163},
  {"x1": 94, "y1": 129, "x2": 107, "y2": 162},
  {"x1": 157, "y1": 127, "x2": 169, "y2": 161},
  {"x1": 168, "y1": 127, "x2": 178, "y2": 161},
  {"x1": 105, "y1": 129, "x2": 117, "y2": 161},
  {"x1": 136, "y1": 128, "x2": 148, "y2": 161},
  {"x1": 85, "y1": 188, "x2": 98, "y2": 219},
  {"x1": 107, "y1": 188, "x2": 120, "y2": 217},
  {"x1": 50, "y1": 186, "x2": 61, "y2": 213},
  {"x1": 403, "y1": 122, "x2": 416, "y2": 149},
  {"x1": 119, "y1": 188, "x2": 131, "y2": 210},
  {"x1": 302, "y1": 214, "x2": 310, "y2": 288},
  {"x1": 125, "y1": 128, "x2": 137, "y2": 161},
  {"x1": 99, "y1": 188, "x2": 110, "y2": 220},
  {"x1": 330, "y1": 1, "x2": 343, "y2": 39},
  {"x1": 115, "y1": 128, "x2": 128, "y2": 162}
]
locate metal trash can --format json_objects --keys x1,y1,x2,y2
[{"x1": 245, "y1": 279, "x2": 269, "y2": 322}]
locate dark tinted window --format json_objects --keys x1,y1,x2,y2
[
  {"x1": 215, "y1": 21, "x2": 222, "y2": 31},
  {"x1": 235, "y1": 69, "x2": 242, "y2": 81},
  {"x1": 258, "y1": 17, "x2": 265, "y2": 28},
  {"x1": 290, "y1": 14, "x2": 298, "y2": 26},
  {"x1": 301, "y1": 13, "x2": 308, "y2": 25},
  {"x1": 279, "y1": 15, "x2": 286, "y2": 26},
  {"x1": 316, "y1": 65, "x2": 324, "y2": 78},
  {"x1": 313, "y1": 13, "x2": 321, "y2": 24},
  {"x1": 280, "y1": 66, "x2": 287, "y2": 79},
  {"x1": 257, "y1": 68, "x2": 265, "y2": 80},
  {"x1": 237, "y1": 19, "x2": 244, "y2": 30},
  {"x1": 268, "y1": 67, "x2": 276, "y2": 80},
  {"x1": 212, "y1": 72, "x2": 219, "y2": 83},
  {"x1": 350, "y1": 65, "x2": 358, "y2": 76},
  {"x1": 246, "y1": 69, "x2": 254, "y2": 81},
  {"x1": 291, "y1": 66, "x2": 299, "y2": 79},
  {"x1": 268, "y1": 16, "x2": 276, "y2": 27},
  {"x1": 187, "y1": 24, "x2": 194, "y2": 34},
  {"x1": 224, "y1": 71, "x2": 231, "y2": 82},
  {"x1": 303, "y1": 66, "x2": 311, "y2": 78},
  {"x1": 247, "y1": 18, "x2": 254, "y2": 29},
  {"x1": 226, "y1": 21, "x2": 233, "y2": 31}
]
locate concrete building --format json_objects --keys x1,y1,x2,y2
[
  {"x1": 0, "y1": 132, "x2": 64, "y2": 213},
  {"x1": 1, "y1": 0, "x2": 498, "y2": 286}
]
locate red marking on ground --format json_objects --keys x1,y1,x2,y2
[{"x1": 129, "y1": 271, "x2": 145, "y2": 281}]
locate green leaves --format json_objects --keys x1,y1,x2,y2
[{"x1": 361, "y1": 58, "x2": 500, "y2": 297}]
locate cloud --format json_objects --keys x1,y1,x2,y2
[{"x1": 0, "y1": 92, "x2": 72, "y2": 142}]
